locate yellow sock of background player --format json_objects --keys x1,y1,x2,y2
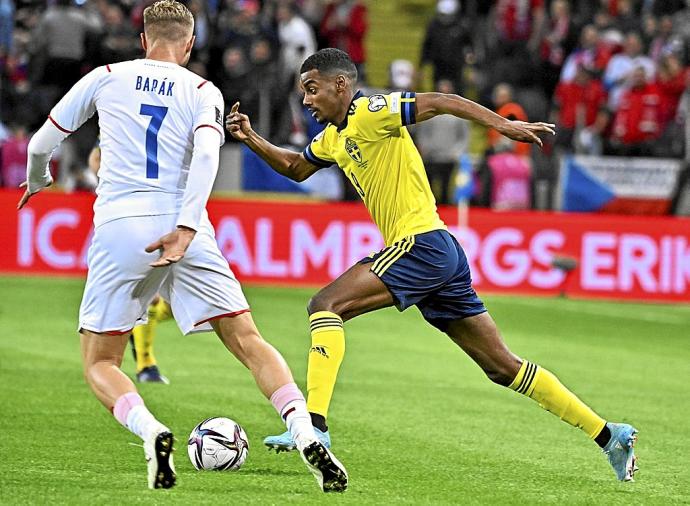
[
  {"x1": 132, "y1": 298, "x2": 172, "y2": 378},
  {"x1": 306, "y1": 311, "x2": 345, "y2": 432}
]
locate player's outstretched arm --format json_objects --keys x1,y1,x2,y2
[
  {"x1": 17, "y1": 120, "x2": 69, "y2": 209},
  {"x1": 225, "y1": 102, "x2": 321, "y2": 182},
  {"x1": 414, "y1": 92, "x2": 555, "y2": 147}
]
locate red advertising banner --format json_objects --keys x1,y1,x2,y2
[{"x1": 1, "y1": 189, "x2": 689, "y2": 302}]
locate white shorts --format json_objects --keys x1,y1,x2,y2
[{"x1": 79, "y1": 214, "x2": 249, "y2": 336}]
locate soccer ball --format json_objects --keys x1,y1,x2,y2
[{"x1": 187, "y1": 417, "x2": 249, "y2": 471}]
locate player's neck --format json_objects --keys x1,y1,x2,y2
[
  {"x1": 145, "y1": 46, "x2": 186, "y2": 66},
  {"x1": 334, "y1": 92, "x2": 355, "y2": 125}
]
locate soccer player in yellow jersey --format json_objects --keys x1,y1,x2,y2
[{"x1": 226, "y1": 48, "x2": 638, "y2": 482}]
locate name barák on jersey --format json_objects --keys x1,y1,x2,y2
[{"x1": 135, "y1": 76, "x2": 174, "y2": 96}]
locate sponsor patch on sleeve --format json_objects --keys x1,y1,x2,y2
[{"x1": 368, "y1": 95, "x2": 387, "y2": 112}]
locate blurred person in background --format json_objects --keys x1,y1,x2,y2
[
  {"x1": 320, "y1": 0, "x2": 367, "y2": 82},
  {"x1": 276, "y1": 1, "x2": 316, "y2": 92},
  {"x1": 487, "y1": 82, "x2": 530, "y2": 157},
  {"x1": 655, "y1": 50, "x2": 689, "y2": 157},
  {"x1": 608, "y1": 65, "x2": 662, "y2": 156},
  {"x1": 0, "y1": 122, "x2": 29, "y2": 188},
  {"x1": 413, "y1": 78, "x2": 469, "y2": 205},
  {"x1": 648, "y1": 15, "x2": 676, "y2": 62},
  {"x1": 560, "y1": 24, "x2": 602, "y2": 83},
  {"x1": 95, "y1": 3, "x2": 140, "y2": 65},
  {"x1": 0, "y1": 0, "x2": 13, "y2": 64},
  {"x1": 538, "y1": 0, "x2": 577, "y2": 97},
  {"x1": 29, "y1": 0, "x2": 101, "y2": 96},
  {"x1": 419, "y1": 0, "x2": 473, "y2": 95},
  {"x1": 603, "y1": 31, "x2": 655, "y2": 110},
  {"x1": 613, "y1": 0, "x2": 640, "y2": 34},
  {"x1": 552, "y1": 64, "x2": 608, "y2": 153}
]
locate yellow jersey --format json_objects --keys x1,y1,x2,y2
[{"x1": 304, "y1": 91, "x2": 446, "y2": 246}]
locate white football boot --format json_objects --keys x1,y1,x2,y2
[{"x1": 144, "y1": 430, "x2": 176, "y2": 489}]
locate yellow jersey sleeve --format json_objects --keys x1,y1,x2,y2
[
  {"x1": 303, "y1": 128, "x2": 336, "y2": 168},
  {"x1": 355, "y1": 91, "x2": 417, "y2": 139}
]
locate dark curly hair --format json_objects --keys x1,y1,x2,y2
[{"x1": 300, "y1": 48, "x2": 358, "y2": 82}]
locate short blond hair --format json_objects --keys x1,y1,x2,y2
[{"x1": 144, "y1": 0, "x2": 194, "y2": 41}]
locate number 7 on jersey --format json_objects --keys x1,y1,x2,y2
[{"x1": 140, "y1": 104, "x2": 168, "y2": 179}]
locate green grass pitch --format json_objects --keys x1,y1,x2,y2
[{"x1": 1, "y1": 275, "x2": 689, "y2": 504}]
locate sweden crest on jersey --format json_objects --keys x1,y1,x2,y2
[{"x1": 345, "y1": 137, "x2": 363, "y2": 164}]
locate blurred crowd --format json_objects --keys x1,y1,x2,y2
[
  {"x1": 411, "y1": 0, "x2": 690, "y2": 208},
  {"x1": 0, "y1": 0, "x2": 368, "y2": 190},
  {"x1": 0, "y1": 0, "x2": 689, "y2": 210}
]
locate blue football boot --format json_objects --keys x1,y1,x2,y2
[
  {"x1": 602, "y1": 422, "x2": 638, "y2": 481},
  {"x1": 264, "y1": 427, "x2": 331, "y2": 453}
]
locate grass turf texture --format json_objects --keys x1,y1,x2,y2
[{"x1": 1, "y1": 275, "x2": 689, "y2": 505}]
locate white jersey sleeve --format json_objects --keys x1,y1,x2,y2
[
  {"x1": 175, "y1": 82, "x2": 224, "y2": 230},
  {"x1": 193, "y1": 81, "x2": 225, "y2": 146},
  {"x1": 49, "y1": 66, "x2": 108, "y2": 133}
]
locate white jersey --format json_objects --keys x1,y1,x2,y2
[{"x1": 49, "y1": 59, "x2": 224, "y2": 228}]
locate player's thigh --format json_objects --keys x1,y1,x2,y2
[
  {"x1": 445, "y1": 312, "x2": 521, "y2": 384},
  {"x1": 79, "y1": 216, "x2": 172, "y2": 334},
  {"x1": 163, "y1": 232, "x2": 249, "y2": 335},
  {"x1": 309, "y1": 262, "x2": 395, "y2": 321}
]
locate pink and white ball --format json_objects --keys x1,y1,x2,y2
[{"x1": 187, "y1": 417, "x2": 249, "y2": 471}]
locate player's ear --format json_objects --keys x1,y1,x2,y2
[
  {"x1": 186, "y1": 35, "x2": 195, "y2": 54},
  {"x1": 335, "y1": 75, "x2": 347, "y2": 93},
  {"x1": 140, "y1": 33, "x2": 147, "y2": 52}
]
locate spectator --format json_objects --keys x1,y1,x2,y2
[
  {"x1": 560, "y1": 25, "x2": 602, "y2": 83},
  {"x1": 419, "y1": 0, "x2": 473, "y2": 94},
  {"x1": 492, "y1": 0, "x2": 545, "y2": 55},
  {"x1": 320, "y1": 0, "x2": 367, "y2": 82},
  {"x1": 553, "y1": 64, "x2": 608, "y2": 153},
  {"x1": 613, "y1": 0, "x2": 640, "y2": 34},
  {"x1": 487, "y1": 83, "x2": 531, "y2": 157},
  {"x1": 276, "y1": 1, "x2": 316, "y2": 89},
  {"x1": 0, "y1": 122, "x2": 29, "y2": 188},
  {"x1": 643, "y1": 0, "x2": 686, "y2": 17},
  {"x1": 0, "y1": 0, "x2": 13, "y2": 63},
  {"x1": 539, "y1": 0, "x2": 577, "y2": 97},
  {"x1": 657, "y1": 51, "x2": 689, "y2": 125},
  {"x1": 648, "y1": 15, "x2": 676, "y2": 62},
  {"x1": 608, "y1": 66, "x2": 662, "y2": 156},
  {"x1": 413, "y1": 79, "x2": 469, "y2": 205},
  {"x1": 188, "y1": 0, "x2": 211, "y2": 55},
  {"x1": 603, "y1": 31, "x2": 655, "y2": 110},
  {"x1": 655, "y1": 51, "x2": 689, "y2": 157},
  {"x1": 389, "y1": 59, "x2": 414, "y2": 92},
  {"x1": 96, "y1": 4, "x2": 140, "y2": 65},
  {"x1": 29, "y1": 0, "x2": 101, "y2": 94}
]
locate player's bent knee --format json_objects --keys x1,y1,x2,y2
[{"x1": 307, "y1": 293, "x2": 338, "y2": 316}]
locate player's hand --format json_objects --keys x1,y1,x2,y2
[
  {"x1": 225, "y1": 102, "x2": 252, "y2": 142},
  {"x1": 498, "y1": 121, "x2": 556, "y2": 148},
  {"x1": 17, "y1": 178, "x2": 53, "y2": 210},
  {"x1": 145, "y1": 226, "x2": 196, "y2": 267}
]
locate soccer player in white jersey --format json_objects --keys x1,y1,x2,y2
[{"x1": 17, "y1": 0, "x2": 347, "y2": 493}]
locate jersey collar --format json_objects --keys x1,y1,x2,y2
[{"x1": 336, "y1": 90, "x2": 364, "y2": 132}]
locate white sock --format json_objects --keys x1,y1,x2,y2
[
  {"x1": 283, "y1": 400, "x2": 317, "y2": 451},
  {"x1": 126, "y1": 405, "x2": 167, "y2": 442}
]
